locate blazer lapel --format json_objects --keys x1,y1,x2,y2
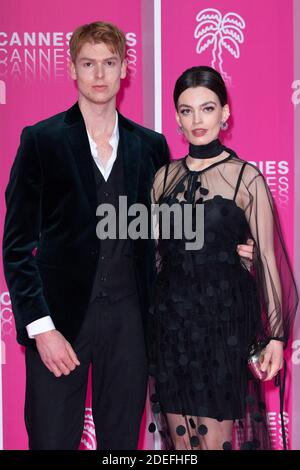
[
  {"x1": 64, "y1": 105, "x2": 142, "y2": 216},
  {"x1": 118, "y1": 112, "x2": 142, "y2": 208},
  {"x1": 64, "y1": 103, "x2": 97, "y2": 217}
]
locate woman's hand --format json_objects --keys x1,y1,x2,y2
[
  {"x1": 260, "y1": 340, "x2": 284, "y2": 381},
  {"x1": 237, "y1": 238, "x2": 254, "y2": 260},
  {"x1": 237, "y1": 239, "x2": 255, "y2": 271}
]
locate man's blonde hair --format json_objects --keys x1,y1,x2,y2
[{"x1": 69, "y1": 21, "x2": 126, "y2": 62}]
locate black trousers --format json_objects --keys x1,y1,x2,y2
[{"x1": 24, "y1": 293, "x2": 148, "y2": 450}]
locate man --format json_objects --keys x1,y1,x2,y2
[{"x1": 2, "y1": 21, "x2": 253, "y2": 450}]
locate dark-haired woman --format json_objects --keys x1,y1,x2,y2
[{"x1": 148, "y1": 66, "x2": 298, "y2": 450}]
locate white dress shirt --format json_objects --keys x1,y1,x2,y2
[
  {"x1": 26, "y1": 112, "x2": 119, "y2": 338},
  {"x1": 87, "y1": 111, "x2": 119, "y2": 182}
]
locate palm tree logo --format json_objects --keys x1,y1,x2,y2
[{"x1": 194, "y1": 8, "x2": 246, "y2": 83}]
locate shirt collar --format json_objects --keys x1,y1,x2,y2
[{"x1": 110, "y1": 111, "x2": 119, "y2": 145}]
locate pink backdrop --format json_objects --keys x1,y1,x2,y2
[
  {"x1": 0, "y1": 0, "x2": 143, "y2": 450},
  {"x1": 0, "y1": 0, "x2": 298, "y2": 450},
  {"x1": 161, "y1": 0, "x2": 295, "y2": 450}
]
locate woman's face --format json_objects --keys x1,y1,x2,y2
[{"x1": 176, "y1": 86, "x2": 230, "y2": 146}]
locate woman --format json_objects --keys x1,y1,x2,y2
[{"x1": 148, "y1": 66, "x2": 298, "y2": 450}]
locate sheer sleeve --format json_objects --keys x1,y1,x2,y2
[
  {"x1": 151, "y1": 164, "x2": 169, "y2": 273},
  {"x1": 151, "y1": 164, "x2": 169, "y2": 205},
  {"x1": 244, "y1": 167, "x2": 298, "y2": 344}
]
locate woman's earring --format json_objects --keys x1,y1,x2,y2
[
  {"x1": 220, "y1": 121, "x2": 228, "y2": 131},
  {"x1": 177, "y1": 125, "x2": 183, "y2": 135}
]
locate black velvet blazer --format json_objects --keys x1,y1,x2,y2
[{"x1": 3, "y1": 102, "x2": 170, "y2": 348}]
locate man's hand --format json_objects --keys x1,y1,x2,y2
[
  {"x1": 237, "y1": 238, "x2": 254, "y2": 260},
  {"x1": 35, "y1": 330, "x2": 80, "y2": 377}
]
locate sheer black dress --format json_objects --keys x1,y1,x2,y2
[{"x1": 147, "y1": 148, "x2": 298, "y2": 450}]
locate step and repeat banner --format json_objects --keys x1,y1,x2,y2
[
  {"x1": 0, "y1": 0, "x2": 144, "y2": 450},
  {"x1": 158, "y1": 0, "x2": 299, "y2": 450},
  {"x1": 1, "y1": 0, "x2": 299, "y2": 450}
]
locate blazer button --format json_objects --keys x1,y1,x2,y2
[{"x1": 100, "y1": 276, "x2": 107, "y2": 282}]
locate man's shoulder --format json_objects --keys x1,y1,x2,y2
[
  {"x1": 119, "y1": 113, "x2": 165, "y2": 143},
  {"x1": 25, "y1": 106, "x2": 74, "y2": 141},
  {"x1": 26, "y1": 109, "x2": 67, "y2": 135}
]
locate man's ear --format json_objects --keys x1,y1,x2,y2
[
  {"x1": 120, "y1": 58, "x2": 127, "y2": 80},
  {"x1": 68, "y1": 61, "x2": 77, "y2": 81}
]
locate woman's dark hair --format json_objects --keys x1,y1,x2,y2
[{"x1": 173, "y1": 66, "x2": 228, "y2": 109}]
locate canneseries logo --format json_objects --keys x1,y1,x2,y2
[
  {"x1": 80, "y1": 407, "x2": 96, "y2": 450},
  {"x1": 193, "y1": 9, "x2": 292, "y2": 209},
  {"x1": 292, "y1": 79, "x2": 300, "y2": 106},
  {"x1": 0, "y1": 31, "x2": 72, "y2": 80},
  {"x1": 268, "y1": 411, "x2": 289, "y2": 450},
  {"x1": 0, "y1": 78, "x2": 5, "y2": 104},
  {"x1": 248, "y1": 160, "x2": 289, "y2": 209},
  {"x1": 0, "y1": 291, "x2": 13, "y2": 337},
  {"x1": 0, "y1": 30, "x2": 138, "y2": 104},
  {"x1": 194, "y1": 8, "x2": 246, "y2": 84},
  {"x1": 292, "y1": 339, "x2": 300, "y2": 365},
  {"x1": 232, "y1": 411, "x2": 289, "y2": 450},
  {"x1": 0, "y1": 290, "x2": 13, "y2": 366}
]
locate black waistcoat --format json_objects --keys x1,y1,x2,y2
[{"x1": 89, "y1": 143, "x2": 137, "y2": 303}]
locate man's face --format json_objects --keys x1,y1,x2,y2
[{"x1": 70, "y1": 41, "x2": 127, "y2": 105}]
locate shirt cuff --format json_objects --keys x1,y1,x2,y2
[{"x1": 26, "y1": 316, "x2": 56, "y2": 339}]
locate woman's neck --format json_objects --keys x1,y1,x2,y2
[{"x1": 186, "y1": 151, "x2": 229, "y2": 171}]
